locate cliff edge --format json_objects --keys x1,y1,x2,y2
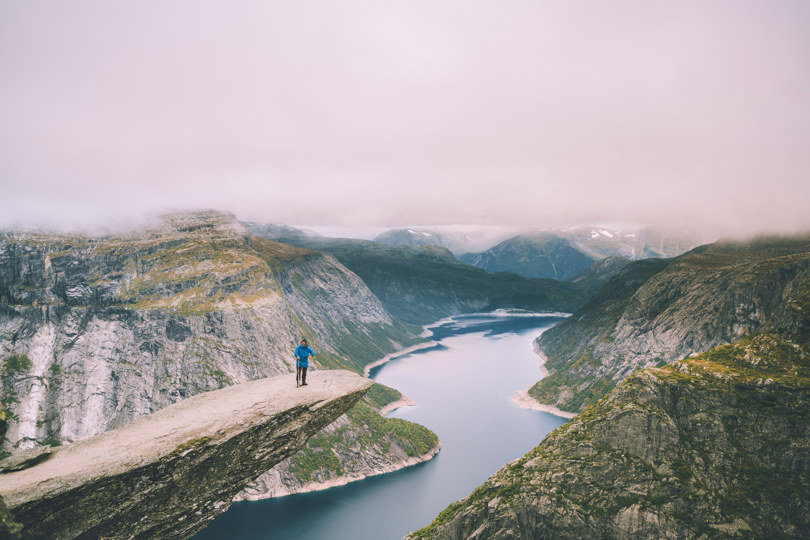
[{"x1": 0, "y1": 369, "x2": 372, "y2": 539}]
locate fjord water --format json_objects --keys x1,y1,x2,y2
[{"x1": 195, "y1": 313, "x2": 568, "y2": 540}]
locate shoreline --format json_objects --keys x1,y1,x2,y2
[
  {"x1": 510, "y1": 325, "x2": 576, "y2": 419},
  {"x1": 511, "y1": 389, "x2": 576, "y2": 419},
  {"x1": 363, "y1": 340, "x2": 438, "y2": 377},
  {"x1": 364, "y1": 310, "x2": 569, "y2": 378},
  {"x1": 379, "y1": 395, "x2": 417, "y2": 417},
  {"x1": 532, "y1": 339, "x2": 551, "y2": 378},
  {"x1": 236, "y1": 443, "x2": 442, "y2": 501}
]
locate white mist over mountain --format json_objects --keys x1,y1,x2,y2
[{"x1": 1, "y1": 1, "x2": 809, "y2": 238}]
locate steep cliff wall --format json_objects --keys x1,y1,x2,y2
[
  {"x1": 530, "y1": 236, "x2": 810, "y2": 413},
  {"x1": 0, "y1": 211, "x2": 411, "y2": 451},
  {"x1": 409, "y1": 332, "x2": 810, "y2": 539},
  {"x1": 0, "y1": 211, "x2": 437, "y2": 503},
  {"x1": 0, "y1": 370, "x2": 372, "y2": 539}
]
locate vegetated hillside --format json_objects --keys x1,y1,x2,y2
[
  {"x1": 409, "y1": 331, "x2": 810, "y2": 539},
  {"x1": 0, "y1": 211, "x2": 437, "y2": 501},
  {"x1": 240, "y1": 382, "x2": 439, "y2": 499},
  {"x1": 566, "y1": 255, "x2": 634, "y2": 295},
  {"x1": 530, "y1": 234, "x2": 810, "y2": 414},
  {"x1": 459, "y1": 233, "x2": 598, "y2": 281},
  {"x1": 245, "y1": 228, "x2": 589, "y2": 325}
]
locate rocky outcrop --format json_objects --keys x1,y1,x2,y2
[
  {"x1": 531, "y1": 235, "x2": 810, "y2": 413},
  {"x1": 409, "y1": 332, "x2": 810, "y2": 539},
  {"x1": 0, "y1": 211, "x2": 434, "y2": 502},
  {"x1": 0, "y1": 404, "x2": 22, "y2": 539},
  {"x1": 0, "y1": 370, "x2": 372, "y2": 539},
  {"x1": 0, "y1": 211, "x2": 414, "y2": 448}
]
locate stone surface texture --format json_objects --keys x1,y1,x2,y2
[{"x1": 0, "y1": 370, "x2": 372, "y2": 539}]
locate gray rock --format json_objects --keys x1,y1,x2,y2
[
  {"x1": 0, "y1": 210, "x2": 428, "y2": 504},
  {"x1": 0, "y1": 445, "x2": 52, "y2": 473},
  {"x1": 0, "y1": 370, "x2": 372, "y2": 539}
]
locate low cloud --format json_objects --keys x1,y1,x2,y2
[{"x1": 1, "y1": 1, "x2": 809, "y2": 239}]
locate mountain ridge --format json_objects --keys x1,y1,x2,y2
[{"x1": 530, "y1": 234, "x2": 810, "y2": 413}]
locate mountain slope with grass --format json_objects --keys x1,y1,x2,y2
[
  {"x1": 409, "y1": 331, "x2": 810, "y2": 539},
  {"x1": 530, "y1": 235, "x2": 810, "y2": 413}
]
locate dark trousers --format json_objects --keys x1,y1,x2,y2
[{"x1": 297, "y1": 365, "x2": 308, "y2": 384}]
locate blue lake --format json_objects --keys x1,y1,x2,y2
[{"x1": 195, "y1": 312, "x2": 568, "y2": 540}]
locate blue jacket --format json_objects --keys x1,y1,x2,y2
[{"x1": 295, "y1": 344, "x2": 314, "y2": 368}]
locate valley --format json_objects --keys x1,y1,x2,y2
[{"x1": 1, "y1": 212, "x2": 808, "y2": 539}]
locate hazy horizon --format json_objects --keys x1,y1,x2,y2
[{"x1": 2, "y1": 1, "x2": 809, "y2": 238}]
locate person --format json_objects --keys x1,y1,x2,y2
[{"x1": 294, "y1": 339, "x2": 315, "y2": 386}]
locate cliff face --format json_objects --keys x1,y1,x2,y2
[
  {"x1": 531, "y1": 236, "x2": 810, "y2": 413},
  {"x1": 0, "y1": 211, "x2": 439, "y2": 505},
  {"x1": 0, "y1": 211, "x2": 411, "y2": 451},
  {"x1": 410, "y1": 332, "x2": 810, "y2": 539},
  {"x1": 0, "y1": 370, "x2": 372, "y2": 540}
]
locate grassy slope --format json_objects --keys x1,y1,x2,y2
[
  {"x1": 529, "y1": 258, "x2": 672, "y2": 411},
  {"x1": 412, "y1": 331, "x2": 810, "y2": 538},
  {"x1": 530, "y1": 235, "x2": 810, "y2": 413}
]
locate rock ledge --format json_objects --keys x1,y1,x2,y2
[{"x1": 0, "y1": 370, "x2": 372, "y2": 539}]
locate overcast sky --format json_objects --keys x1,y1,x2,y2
[{"x1": 1, "y1": 1, "x2": 809, "y2": 237}]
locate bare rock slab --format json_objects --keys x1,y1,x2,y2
[
  {"x1": 0, "y1": 370, "x2": 372, "y2": 539},
  {"x1": 0, "y1": 445, "x2": 53, "y2": 473}
]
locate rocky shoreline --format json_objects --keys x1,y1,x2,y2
[
  {"x1": 363, "y1": 341, "x2": 437, "y2": 377},
  {"x1": 510, "y1": 330, "x2": 576, "y2": 419},
  {"x1": 379, "y1": 395, "x2": 417, "y2": 417},
  {"x1": 511, "y1": 389, "x2": 575, "y2": 419},
  {"x1": 237, "y1": 443, "x2": 442, "y2": 501}
]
